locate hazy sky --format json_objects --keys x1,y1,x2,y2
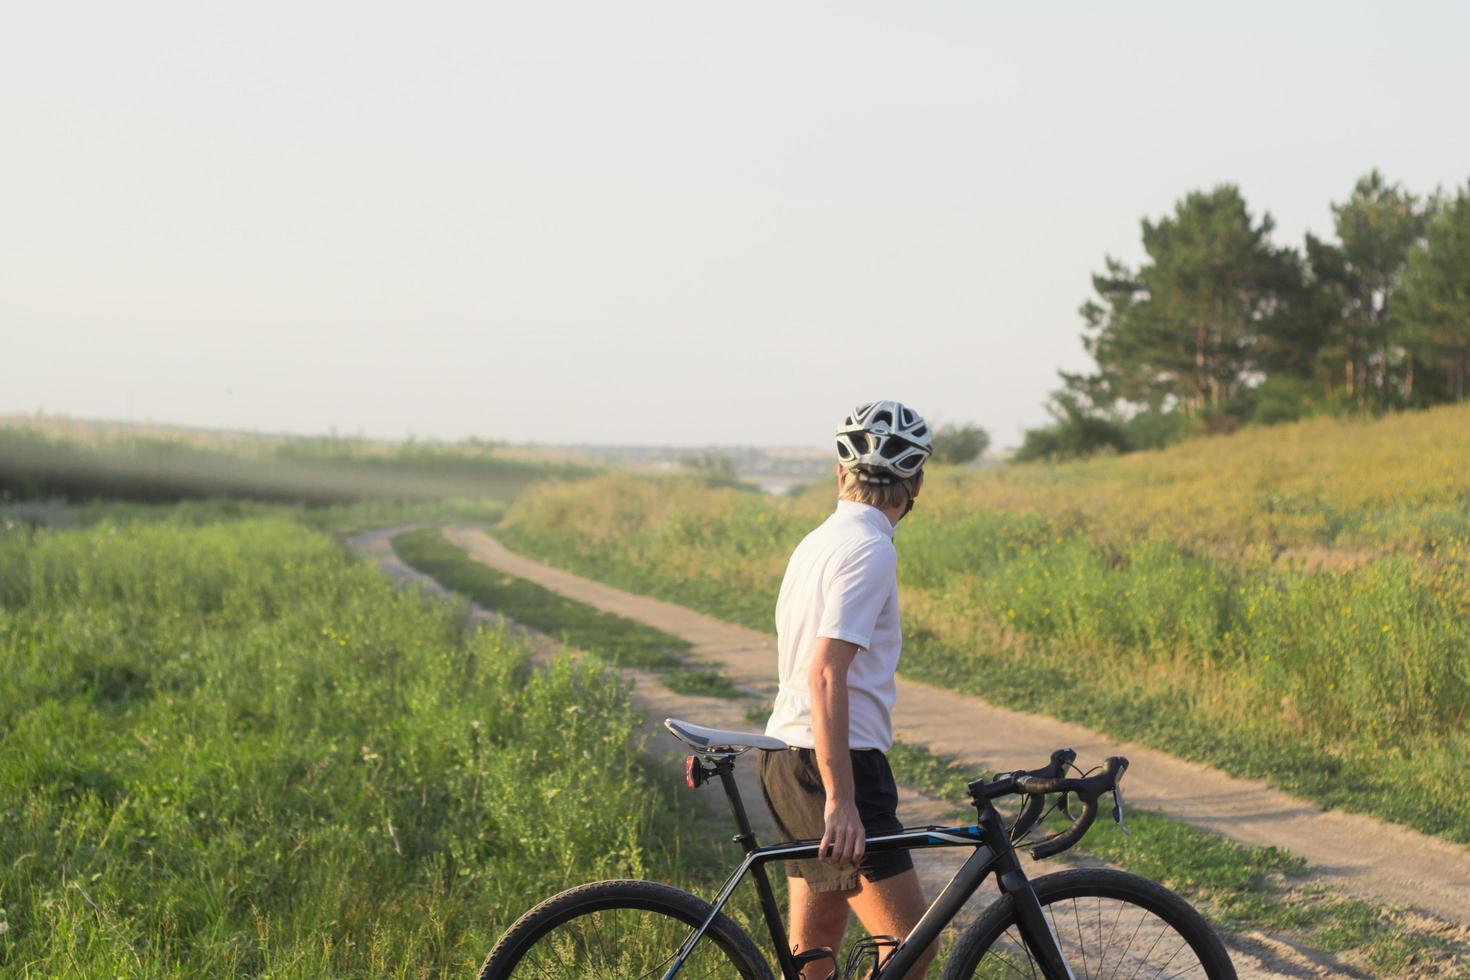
[{"x1": 4, "y1": 2, "x2": 1467, "y2": 449}]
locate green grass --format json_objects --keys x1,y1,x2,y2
[
  {"x1": 660, "y1": 669, "x2": 746, "y2": 699},
  {"x1": 390, "y1": 528, "x2": 744, "y2": 698},
  {"x1": 0, "y1": 516, "x2": 716, "y2": 976}
]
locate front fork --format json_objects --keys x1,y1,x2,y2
[{"x1": 978, "y1": 805, "x2": 1077, "y2": 980}]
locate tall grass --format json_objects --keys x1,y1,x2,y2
[
  {"x1": 0, "y1": 518, "x2": 702, "y2": 976},
  {"x1": 494, "y1": 406, "x2": 1470, "y2": 842}
]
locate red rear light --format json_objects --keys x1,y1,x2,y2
[{"x1": 685, "y1": 755, "x2": 703, "y2": 789}]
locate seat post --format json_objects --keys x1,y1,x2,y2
[
  {"x1": 712, "y1": 758, "x2": 758, "y2": 852},
  {"x1": 712, "y1": 756, "x2": 800, "y2": 980}
]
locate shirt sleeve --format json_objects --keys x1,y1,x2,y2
[{"x1": 815, "y1": 537, "x2": 897, "y2": 650}]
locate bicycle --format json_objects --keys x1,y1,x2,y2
[{"x1": 480, "y1": 717, "x2": 1237, "y2": 979}]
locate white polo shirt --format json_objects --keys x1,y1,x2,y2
[{"x1": 765, "y1": 499, "x2": 903, "y2": 752}]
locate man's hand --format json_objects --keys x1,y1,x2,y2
[
  {"x1": 810, "y1": 636, "x2": 863, "y2": 866},
  {"x1": 820, "y1": 796, "x2": 867, "y2": 866}
]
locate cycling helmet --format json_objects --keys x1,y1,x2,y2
[{"x1": 835, "y1": 400, "x2": 932, "y2": 485}]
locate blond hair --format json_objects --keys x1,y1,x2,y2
[{"x1": 838, "y1": 467, "x2": 922, "y2": 510}]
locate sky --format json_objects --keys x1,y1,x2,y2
[{"x1": 3, "y1": 2, "x2": 1468, "y2": 451}]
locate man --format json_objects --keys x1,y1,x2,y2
[{"x1": 760, "y1": 400, "x2": 936, "y2": 979}]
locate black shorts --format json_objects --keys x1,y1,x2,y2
[{"x1": 757, "y1": 747, "x2": 914, "y2": 893}]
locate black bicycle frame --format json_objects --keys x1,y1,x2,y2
[{"x1": 665, "y1": 759, "x2": 1076, "y2": 980}]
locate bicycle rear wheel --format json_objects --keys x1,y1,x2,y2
[
  {"x1": 479, "y1": 879, "x2": 774, "y2": 980},
  {"x1": 942, "y1": 868, "x2": 1236, "y2": 980}
]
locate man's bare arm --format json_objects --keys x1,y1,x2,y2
[{"x1": 809, "y1": 636, "x2": 864, "y2": 867}]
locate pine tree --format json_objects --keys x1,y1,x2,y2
[
  {"x1": 1399, "y1": 183, "x2": 1470, "y2": 403},
  {"x1": 1080, "y1": 186, "x2": 1302, "y2": 414}
]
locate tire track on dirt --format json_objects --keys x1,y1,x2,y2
[{"x1": 440, "y1": 524, "x2": 1470, "y2": 933}]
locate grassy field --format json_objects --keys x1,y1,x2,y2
[
  {"x1": 0, "y1": 419, "x2": 588, "y2": 506},
  {"x1": 6, "y1": 404, "x2": 1468, "y2": 974},
  {"x1": 0, "y1": 514, "x2": 724, "y2": 976},
  {"x1": 495, "y1": 403, "x2": 1470, "y2": 843}
]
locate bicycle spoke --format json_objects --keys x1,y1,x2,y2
[
  {"x1": 1094, "y1": 890, "x2": 1127, "y2": 978},
  {"x1": 1147, "y1": 935, "x2": 1190, "y2": 980},
  {"x1": 1108, "y1": 905, "x2": 1150, "y2": 980},
  {"x1": 1071, "y1": 898, "x2": 1090, "y2": 980},
  {"x1": 975, "y1": 895, "x2": 1209, "y2": 980},
  {"x1": 982, "y1": 927, "x2": 1041, "y2": 979},
  {"x1": 1122, "y1": 911, "x2": 1171, "y2": 980}
]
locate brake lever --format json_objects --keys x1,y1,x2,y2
[{"x1": 1111, "y1": 775, "x2": 1129, "y2": 836}]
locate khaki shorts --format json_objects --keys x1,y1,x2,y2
[{"x1": 757, "y1": 747, "x2": 914, "y2": 893}]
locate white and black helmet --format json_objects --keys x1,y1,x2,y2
[{"x1": 835, "y1": 400, "x2": 933, "y2": 485}]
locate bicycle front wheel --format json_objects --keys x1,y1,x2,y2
[
  {"x1": 478, "y1": 879, "x2": 774, "y2": 980},
  {"x1": 943, "y1": 868, "x2": 1236, "y2": 980}
]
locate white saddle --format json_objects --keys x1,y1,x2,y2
[{"x1": 664, "y1": 717, "x2": 788, "y2": 755}]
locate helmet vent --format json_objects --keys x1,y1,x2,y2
[{"x1": 878, "y1": 437, "x2": 909, "y2": 460}]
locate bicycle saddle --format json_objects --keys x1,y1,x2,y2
[{"x1": 664, "y1": 718, "x2": 788, "y2": 755}]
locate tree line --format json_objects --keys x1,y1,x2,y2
[{"x1": 1017, "y1": 171, "x2": 1470, "y2": 461}]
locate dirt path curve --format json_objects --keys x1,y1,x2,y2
[
  {"x1": 351, "y1": 526, "x2": 1332, "y2": 978},
  {"x1": 444, "y1": 525, "x2": 1470, "y2": 931}
]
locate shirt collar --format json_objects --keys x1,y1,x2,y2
[{"x1": 835, "y1": 499, "x2": 896, "y2": 539}]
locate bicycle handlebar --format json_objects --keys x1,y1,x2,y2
[
  {"x1": 968, "y1": 752, "x2": 1129, "y2": 860},
  {"x1": 969, "y1": 748, "x2": 1074, "y2": 839}
]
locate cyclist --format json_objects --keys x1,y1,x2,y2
[{"x1": 760, "y1": 400, "x2": 936, "y2": 979}]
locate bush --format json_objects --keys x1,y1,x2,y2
[
  {"x1": 1013, "y1": 394, "x2": 1128, "y2": 461},
  {"x1": 1248, "y1": 377, "x2": 1315, "y2": 426},
  {"x1": 931, "y1": 423, "x2": 991, "y2": 465},
  {"x1": 1120, "y1": 409, "x2": 1188, "y2": 451}
]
